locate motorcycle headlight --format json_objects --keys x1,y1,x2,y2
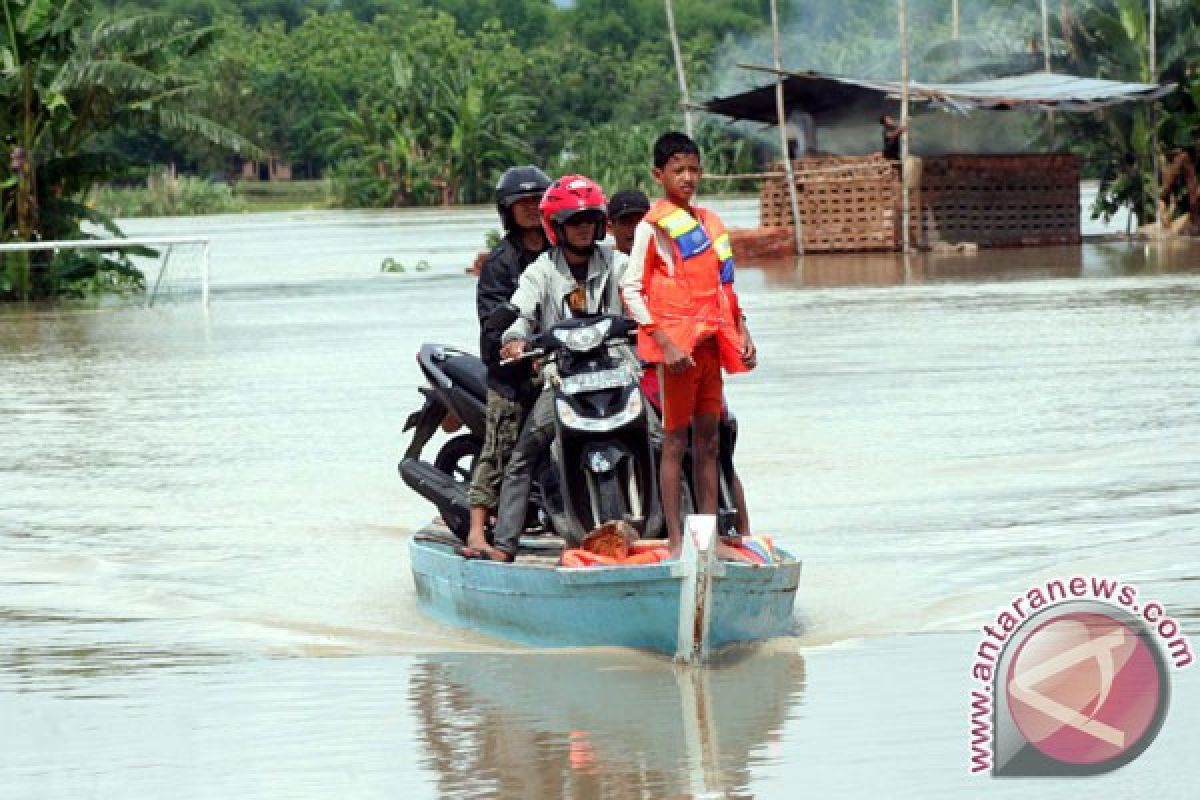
[
  {"x1": 555, "y1": 388, "x2": 643, "y2": 433},
  {"x1": 553, "y1": 318, "x2": 612, "y2": 352}
]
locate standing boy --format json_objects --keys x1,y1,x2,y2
[
  {"x1": 620, "y1": 132, "x2": 756, "y2": 560},
  {"x1": 609, "y1": 186, "x2": 755, "y2": 542}
]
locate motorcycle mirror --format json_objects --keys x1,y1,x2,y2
[{"x1": 485, "y1": 302, "x2": 519, "y2": 334}]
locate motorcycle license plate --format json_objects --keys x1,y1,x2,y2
[{"x1": 560, "y1": 367, "x2": 628, "y2": 395}]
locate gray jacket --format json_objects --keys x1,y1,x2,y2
[{"x1": 501, "y1": 244, "x2": 628, "y2": 343}]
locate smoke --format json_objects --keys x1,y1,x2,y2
[{"x1": 697, "y1": 1, "x2": 1047, "y2": 156}]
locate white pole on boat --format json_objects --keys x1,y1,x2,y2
[
  {"x1": 674, "y1": 514, "x2": 721, "y2": 664},
  {"x1": 898, "y1": 0, "x2": 912, "y2": 254},
  {"x1": 770, "y1": 0, "x2": 805, "y2": 257},
  {"x1": 664, "y1": 0, "x2": 694, "y2": 137}
]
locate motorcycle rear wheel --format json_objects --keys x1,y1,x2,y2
[{"x1": 433, "y1": 434, "x2": 482, "y2": 486}]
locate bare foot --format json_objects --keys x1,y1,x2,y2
[
  {"x1": 464, "y1": 527, "x2": 491, "y2": 554},
  {"x1": 483, "y1": 546, "x2": 514, "y2": 563}
]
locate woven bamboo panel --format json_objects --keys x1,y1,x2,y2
[
  {"x1": 913, "y1": 154, "x2": 1081, "y2": 247},
  {"x1": 760, "y1": 156, "x2": 899, "y2": 252}
]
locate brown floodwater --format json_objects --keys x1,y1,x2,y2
[{"x1": 2, "y1": 202, "x2": 1199, "y2": 797}]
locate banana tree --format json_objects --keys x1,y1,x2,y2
[
  {"x1": 1, "y1": 0, "x2": 260, "y2": 301},
  {"x1": 430, "y1": 56, "x2": 532, "y2": 205},
  {"x1": 1055, "y1": 0, "x2": 1200, "y2": 227}
]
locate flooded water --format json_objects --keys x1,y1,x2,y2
[{"x1": 3, "y1": 199, "x2": 1200, "y2": 797}]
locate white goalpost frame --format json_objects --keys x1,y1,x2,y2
[{"x1": 0, "y1": 236, "x2": 211, "y2": 309}]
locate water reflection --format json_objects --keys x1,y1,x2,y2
[
  {"x1": 411, "y1": 647, "x2": 806, "y2": 799},
  {"x1": 746, "y1": 240, "x2": 1200, "y2": 289}
]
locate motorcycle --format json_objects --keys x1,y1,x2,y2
[
  {"x1": 502, "y1": 311, "x2": 660, "y2": 545},
  {"x1": 398, "y1": 306, "x2": 741, "y2": 544}
]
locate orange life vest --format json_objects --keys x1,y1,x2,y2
[{"x1": 636, "y1": 200, "x2": 747, "y2": 373}]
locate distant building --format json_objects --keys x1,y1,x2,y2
[{"x1": 240, "y1": 154, "x2": 292, "y2": 182}]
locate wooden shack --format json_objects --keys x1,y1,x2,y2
[
  {"x1": 700, "y1": 69, "x2": 1172, "y2": 254},
  {"x1": 759, "y1": 152, "x2": 1081, "y2": 251}
]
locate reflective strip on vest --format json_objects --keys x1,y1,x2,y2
[
  {"x1": 713, "y1": 232, "x2": 735, "y2": 285},
  {"x1": 657, "y1": 208, "x2": 711, "y2": 260}
]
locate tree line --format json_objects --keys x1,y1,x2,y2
[{"x1": 4, "y1": 0, "x2": 1199, "y2": 301}]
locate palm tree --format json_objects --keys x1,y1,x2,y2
[{"x1": 1, "y1": 0, "x2": 260, "y2": 301}]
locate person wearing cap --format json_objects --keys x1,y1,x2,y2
[
  {"x1": 607, "y1": 188, "x2": 651, "y2": 256},
  {"x1": 462, "y1": 166, "x2": 551, "y2": 559}
]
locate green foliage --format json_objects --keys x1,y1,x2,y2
[
  {"x1": 1053, "y1": 0, "x2": 1200, "y2": 227},
  {"x1": 380, "y1": 256, "x2": 431, "y2": 273},
  {"x1": 2, "y1": 0, "x2": 259, "y2": 302},
  {"x1": 91, "y1": 172, "x2": 247, "y2": 217},
  {"x1": 88, "y1": 0, "x2": 772, "y2": 209}
]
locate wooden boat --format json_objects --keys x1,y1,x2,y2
[{"x1": 409, "y1": 519, "x2": 802, "y2": 660}]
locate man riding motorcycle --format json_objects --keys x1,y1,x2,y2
[{"x1": 473, "y1": 175, "x2": 631, "y2": 562}]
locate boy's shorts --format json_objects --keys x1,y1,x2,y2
[{"x1": 659, "y1": 337, "x2": 724, "y2": 432}]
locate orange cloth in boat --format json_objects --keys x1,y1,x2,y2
[
  {"x1": 559, "y1": 537, "x2": 779, "y2": 567},
  {"x1": 561, "y1": 542, "x2": 670, "y2": 567}
]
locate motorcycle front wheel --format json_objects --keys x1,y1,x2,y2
[{"x1": 593, "y1": 469, "x2": 628, "y2": 527}]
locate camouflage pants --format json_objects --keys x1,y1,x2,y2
[{"x1": 466, "y1": 389, "x2": 527, "y2": 510}]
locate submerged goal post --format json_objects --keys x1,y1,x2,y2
[{"x1": 0, "y1": 236, "x2": 212, "y2": 309}]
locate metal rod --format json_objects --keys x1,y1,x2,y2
[
  {"x1": 769, "y1": 0, "x2": 804, "y2": 256},
  {"x1": 664, "y1": 0, "x2": 694, "y2": 137},
  {"x1": 147, "y1": 245, "x2": 173, "y2": 308},
  {"x1": 202, "y1": 240, "x2": 211, "y2": 311},
  {"x1": 703, "y1": 172, "x2": 786, "y2": 180},
  {"x1": 0, "y1": 236, "x2": 209, "y2": 252},
  {"x1": 952, "y1": 0, "x2": 960, "y2": 39},
  {"x1": 899, "y1": 0, "x2": 911, "y2": 254}
]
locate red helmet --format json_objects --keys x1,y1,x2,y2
[{"x1": 539, "y1": 175, "x2": 608, "y2": 247}]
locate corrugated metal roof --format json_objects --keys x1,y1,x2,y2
[{"x1": 699, "y1": 67, "x2": 1176, "y2": 123}]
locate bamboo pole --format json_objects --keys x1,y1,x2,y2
[
  {"x1": 664, "y1": 0, "x2": 694, "y2": 137},
  {"x1": 769, "y1": 0, "x2": 804, "y2": 256},
  {"x1": 1150, "y1": 0, "x2": 1160, "y2": 228},
  {"x1": 951, "y1": 0, "x2": 960, "y2": 151},
  {"x1": 1040, "y1": 0, "x2": 1051, "y2": 72},
  {"x1": 899, "y1": 0, "x2": 911, "y2": 254},
  {"x1": 1041, "y1": 0, "x2": 1055, "y2": 149}
]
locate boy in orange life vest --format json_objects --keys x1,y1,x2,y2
[{"x1": 619, "y1": 131, "x2": 756, "y2": 561}]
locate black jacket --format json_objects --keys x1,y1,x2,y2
[{"x1": 477, "y1": 232, "x2": 545, "y2": 396}]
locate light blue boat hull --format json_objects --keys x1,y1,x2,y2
[{"x1": 409, "y1": 537, "x2": 802, "y2": 654}]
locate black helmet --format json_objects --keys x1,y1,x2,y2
[{"x1": 495, "y1": 165, "x2": 552, "y2": 231}]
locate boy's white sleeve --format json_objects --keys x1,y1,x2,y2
[
  {"x1": 619, "y1": 221, "x2": 655, "y2": 327},
  {"x1": 501, "y1": 258, "x2": 544, "y2": 343}
]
